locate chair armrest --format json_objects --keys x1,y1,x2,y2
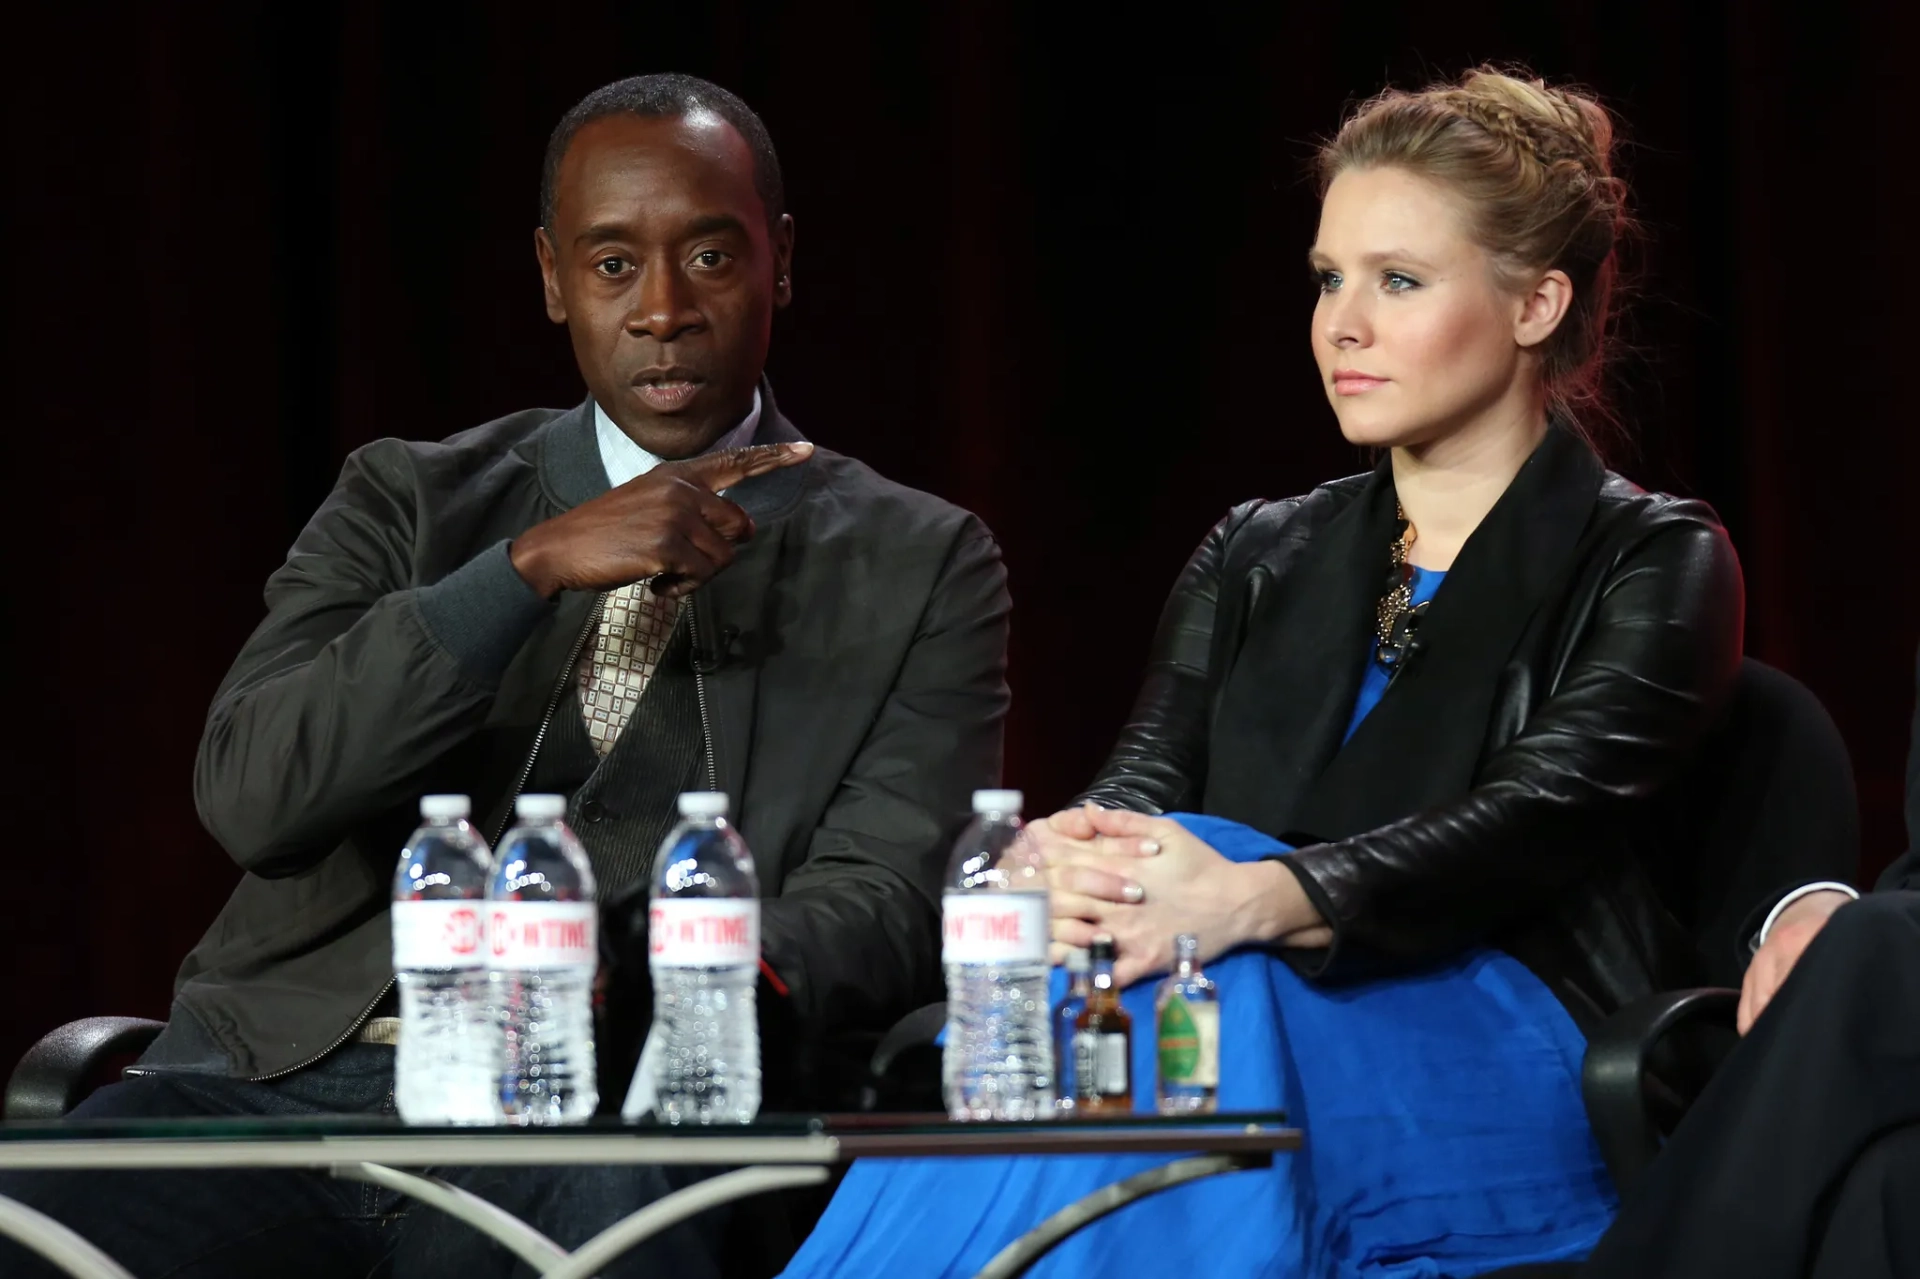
[
  {"x1": 1581, "y1": 987, "x2": 1738, "y2": 1195},
  {"x1": 6, "y1": 1017, "x2": 165, "y2": 1120},
  {"x1": 861, "y1": 1002, "x2": 947, "y2": 1112}
]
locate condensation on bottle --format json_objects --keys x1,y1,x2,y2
[
  {"x1": 488, "y1": 793, "x2": 598, "y2": 1126},
  {"x1": 943, "y1": 789, "x2": 1055, "y2": 1121},
  {"x1": 646, "y1": 791, "x2": 762, "y2": 1125},
  {"x1": 392, "y1": 794, "x2": 496, "y2": 1125}
]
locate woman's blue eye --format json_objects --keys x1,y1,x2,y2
[
  {"x1": 1383, "y1": 271, "x2": 1420, "y2": 292},
  {"x1": 1314, "y1": 269, "x2": 1342, "y2": 294}
]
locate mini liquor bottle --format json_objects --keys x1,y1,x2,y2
[
  {"x1": 1072, "y1": 935, "x2": 1133, "y2": 1113},
  {"x1": 1155, "y1": 933, "x2": 1219, "y2": 1114}
]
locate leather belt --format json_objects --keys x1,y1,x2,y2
[{"x1": 353, "y1": 1016, "x2": 402, "y2": 1047}]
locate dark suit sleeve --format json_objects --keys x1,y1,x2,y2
[
  {"x1": 756, "y1": 523, "x2": 1011, "y2": 1036},
  {"x1": 1074, "y1": 502, "x2": 1269, "y2": 813},
  {"x1": 194, "y1": 442, "x2": 549, "y2": 877},
  {"x1": 1283, "y1": 517, "x2": 1745, "y2": 974}
]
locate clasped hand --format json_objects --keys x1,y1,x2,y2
[{"x1": 1031, "y1": 804, "x2": 1330, "y2": 987}]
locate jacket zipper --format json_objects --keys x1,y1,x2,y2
[
  {"x1": 491, "y1": 593, "x2": 607, "y2": 844},
  {"x1": 244, "y1": 594, "x2": 608, "y2": 1084},
  {"x1": 686, "y1": 604, "x2": 720, "y2": 793}
]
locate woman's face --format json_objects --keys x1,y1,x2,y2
[{"x1": 1309, "y1": 166, "x2": 1538, "y2": 451}]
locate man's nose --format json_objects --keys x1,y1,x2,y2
[{"x1": 625, "y1": 261, "x2": 703, "y2": 343}]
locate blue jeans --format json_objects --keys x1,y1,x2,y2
[{"x1": 0, "y1": 1045, "x2": 405, "y2": 1278}]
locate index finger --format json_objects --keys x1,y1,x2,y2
[{"x1": 671, "y1": 441, "x2": 816, "y2": 493}]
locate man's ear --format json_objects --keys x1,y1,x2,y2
[
  {"x1": 771, "y1": 213, "x2": 795, "y2": 309},
  {"x1": 1514, "y1": 268, "x2": 1573, "y2": 351},
  {"x1": 535, "y1": 227, "x2": 567, "y2": 323}
]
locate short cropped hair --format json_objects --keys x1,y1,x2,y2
[{"x1": 540, "y1": 73, "x2": 785, "y2": 230}]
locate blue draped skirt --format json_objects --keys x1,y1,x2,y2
[{"x1": 781, "y1": 815, "x2": 1617, "y2": 1278}]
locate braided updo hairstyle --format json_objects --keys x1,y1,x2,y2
[{"x1": 1318, "y1": 67, "x2": 1633, "y2": 433}]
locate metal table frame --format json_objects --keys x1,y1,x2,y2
[{"x1": 0, "y1": 1119, "x2": 1298, "y2": 1278}]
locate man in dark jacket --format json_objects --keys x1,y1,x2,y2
[
  {"x1": 1576, "y1": 652, "x2": 1920, "y2": 1279},
  {"x1": 0, "y1": 74, "x2": 1007, "y2": 1278}
]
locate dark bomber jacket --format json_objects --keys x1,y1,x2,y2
[
  {"x1": 150, "y1": 384, "x2": 1010, "y2": 1080},
  {"x1": 1080, "y1": 426, "x2": 1747, "y2": 1025}
]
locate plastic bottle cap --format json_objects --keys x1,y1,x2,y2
[
  {"x1": 1063, "y1": 946, "x2": 1091, "y2": 973},
  {"x1": 677, "y1": 791, "x2": 730, "y2": 819},
  {"x1": 972, "y1": 789, "x2": 1024, "y2": 815},
  {"x1": 514, "y1": 793, "x2": 567, "y2": 821},
  {"x1": 419, "y1": 794, "x2": 470, "y2": 821}
]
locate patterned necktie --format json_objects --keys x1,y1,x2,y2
[{"x1": 579, "y1": 581, "x2": 683, "y2": 756}]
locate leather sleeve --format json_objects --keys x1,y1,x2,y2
[
  {"x1": 1284, "y1": 515, "x2": 1745, "y2": 975},
  {"x1": 1075, "y1": 502, "x2": 1271, "y2": 813},
  {"x1": 193, "y1": 442, "x2": 548, "y2": 878},
  {"x1": 758, "y1": 523, "x2": 1011, "y2": 1034}
]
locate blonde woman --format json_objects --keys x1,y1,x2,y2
[{"x1": 784, "y1": 68, "x2": 1742, "y2": 1279}]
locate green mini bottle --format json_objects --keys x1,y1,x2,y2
[{"x1": 1155, "y1": 933, "x2": 1219, "y2": 1114}]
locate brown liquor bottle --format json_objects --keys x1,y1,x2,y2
[{"x1": 1071, "y1": 935, "x2": 1133, "y2": 1113}]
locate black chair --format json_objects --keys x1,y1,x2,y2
[
  {"x1": 1580, "y1": 657, "x2": 1858, "y2": 1194},
  {"x1": 6, "y1": 1016, "x2": 163, "y2": 1121},
  {"x1": 866, "y1": 659, "x2": 1861, "y2": 1205}
]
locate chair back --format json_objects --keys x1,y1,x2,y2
[{"x1": 1641, "y1": 657, "x2": 1860, "y2": 989}]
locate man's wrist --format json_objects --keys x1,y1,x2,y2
[
  {"x1": 1758, "y1": 882, "x2": 1858, "y2": 947},
  {"x1": 508, "y1": 529, "x2": 558, "y2": 599}
]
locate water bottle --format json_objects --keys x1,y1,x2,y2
[
  {"x1": 648, "y1": 792, "x2": 762, "y2": 1124},
  {"x1": 943, "y1": 789, "x2": 1054, "y2": 1121},
  {"x1": 391, "y1": 795, "x2": 496, "y2": 1125},
  {"x1": 488, "y1": 793, "x2": 598, "y2": 1125}
]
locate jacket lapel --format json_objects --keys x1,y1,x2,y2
[
  {"x1": 689, "y1": 381, "x2": 814, "y2": 832},
  {"x1": 1201, "y1": 460, "x2": 1398, "y2": 836},
  {"x1": 1285, "y1": 427, "x2": 1606, "y2": 841},
  {"x1": 527, "y1": 381, "x2": 815, "y2": 833}
]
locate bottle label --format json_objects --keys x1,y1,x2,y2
[
  {"x1": 487, "y1": 901, "x2": 597, "y2": 970},
  {"x1": 1158, "y1": 995, "x2": 1220, "y2": 1087},
  {"x1": 942, "y1": 893, "x2": 1048, "y2": 964},
  {"x1": 391, "y1": 900, "x2": 487, "y2": 970},
  {"x1": 649, "y1": 898, "x2": 761, "y2": 968},
  {"x1": 1072, "y1": 1030, "x2": 1130, "y2": 1098}
]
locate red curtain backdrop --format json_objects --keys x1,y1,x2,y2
[{"x1": 7, "y1": 1, "x2": 1915, "y2": 1074}]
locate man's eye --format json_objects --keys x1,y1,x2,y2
[
  {"x1": 1313, "y1": 269, "x2": 1341, "y2": 294},
  {"x1": 1383, "y1": 271, "x2": 1421, "y2": 292},
  {"x1": 594, "y1": 257, "x2": 630, "y2": 277},
  {"x1": 692, "y1": 250, "x2": 729, "y2": 269}
]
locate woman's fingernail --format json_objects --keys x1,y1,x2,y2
[
  {"x1": 1122, "y1": 883, "x2": 1145, "y2": 904},
  {"x1": 1140, "y1": 839, "x2": 1161, "y2": 856}
]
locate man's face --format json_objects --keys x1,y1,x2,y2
[{"x1": 538, "y1": 110, "x2": 793, "y2": 458}]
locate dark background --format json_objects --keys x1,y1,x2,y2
[{"x1": 7, "y1": 2, "x2": 1914, "y2": 1075}]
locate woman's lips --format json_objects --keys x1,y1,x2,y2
[
  {"x1": 1332, "y1": 372, "x2": 1389, "y2": 396},
  {"x1": 633, "y1": 379, "x2": 704, "y2": 412}
]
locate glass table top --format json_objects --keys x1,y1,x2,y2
[{"x1": 0, "y1": 1110, "x2": 1298, "y2": 1168}]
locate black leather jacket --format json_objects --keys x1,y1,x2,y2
[{"x1": 1080, "y1": 427, "x2": 1745, "y2": 1025}]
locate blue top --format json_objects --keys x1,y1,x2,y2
[
  {"x1": 1344, "y1": 565, "x2": 1445, "y2": 742},
  {"x1": 780, "y1": 562, "x2": 1615, "y2": 1279}
]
